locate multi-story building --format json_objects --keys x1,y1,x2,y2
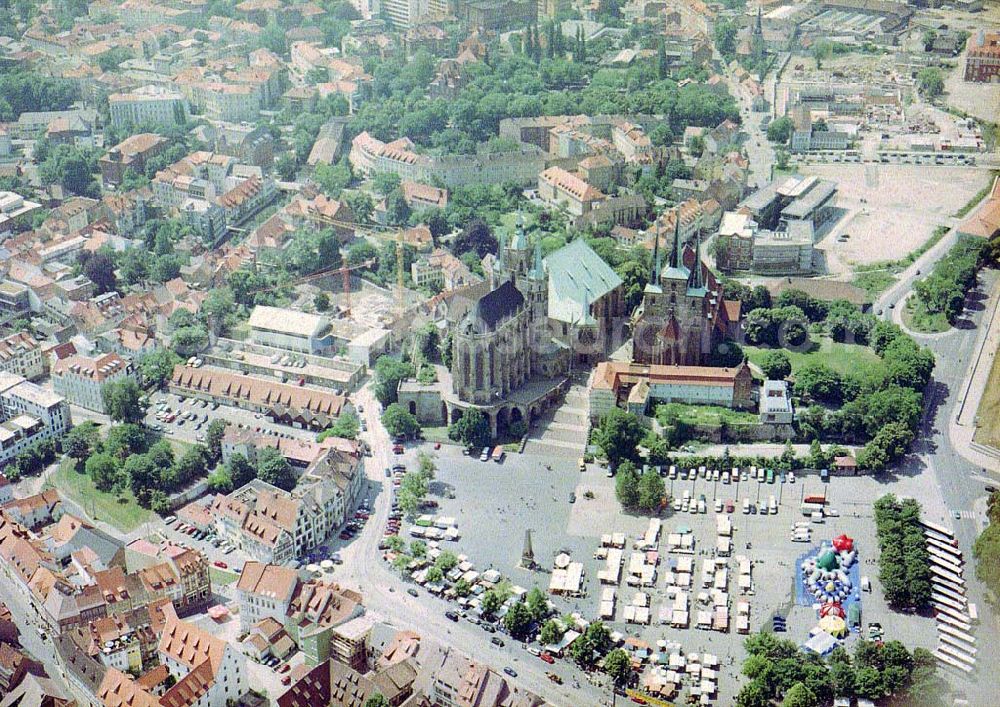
[
  {"x1": 0, "y1": 372, "x2": 71, "y2": 463},
  {"x1": 0, "y1": 192, "x2": 42, "y2": 236},
  {"x1": 51, "y1": 353, "x2": 133, "y2": 414},
  {"x1": 590, "y1": 360, "x2": 754, "y2": 421},
  {"x1": 108, "y1": 86, "x2": 189, "y2": 129},
  {"x1": 211, "y1": 492, "x2": 295, "y2": 565},
  {"x1": 716, "y1": 211, "x2": 815, "y2": 275},
  {"x1": 965, "y1": 30, "x2": 1000, "y2": 83},
  {"x1": 99, "y1": 133, "x2": 168, "y2": 188},
  {"x1": 410, "y1": 248, "x2": 477, "y2": 291},
  {"x1": 247, "y1": 306, "x2": 333, "y2": 354},
  {"x1": 0, "y1": 332, "x2": 44, "y2": 380},
  {"x1": 119, "y1": 539, "x2": 212, "y2": 615},
  {"x1": 537, "y1": 166, "x2": 606, "y2": 217},
  {"x1": 234, "y1": 561, "x2": 299, "y2": 633},
  {"x1": 350, "y1": 132, "x2": 546, "y2": 187},
  {"x1": 380, "y1": 0, "x2": 428, "y2": 29},
  {"x1": 286, "y1": 580, "x2": 365, "y2": 666},
  {"x1": 459, "y1": 0, "x2": 536, "y2": 31},
  {"x1": 155, "y1": 604, "x2": 249, "y2": 705},
  {"x1": 760, "y1": 380, "x2": 794, "y2": 425}
]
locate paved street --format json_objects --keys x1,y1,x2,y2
[
  {"x1": 335, "y1": 384, "x2": 610, "y2": 706},
  {"x1": 877, "y1": 267, "x2": 1000, "y2": 703}
]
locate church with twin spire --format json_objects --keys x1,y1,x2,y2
[{"x1": 631, "y1": 213, "x2": 741, "y2": 366}]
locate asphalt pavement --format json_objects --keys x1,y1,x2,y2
[{"x1": 336, "y1": 383, "x2": 611, "y2": 707}]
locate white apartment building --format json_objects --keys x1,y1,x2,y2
[
  {"x1": 234, "y1": 561, "x2": 300, "y2": 633},
  {"x1": 0, "y1": 371, "x2": 71, "y2": 464},
  {"x1": 108, "y1": 85, "x2": 189, "y2": 129},
  {"x1": 381, "y1": 0, "x2": 429, "y2": 29},
  {"x1": 51, "y1": 353, "x2": 133, "y2": 413},
  {"x1": 0, "y1": 332, "x2": 44, "y2": 380}
]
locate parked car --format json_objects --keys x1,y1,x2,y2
[
  {"x1": 491, "y1": 636, "x2": 505, "y2": 647},
  {"x1": 540, "y1": 652, "x2": 555, "y2": 664},
  {"x1": 445, "y1": 611, "x2": 459, "y2": 622},
  {"x1": 407, "y1": 588, "x2": 419, "y2": 598},
  {"x1": 504, "y1": 667, "x2": 517, "y2": 678}
]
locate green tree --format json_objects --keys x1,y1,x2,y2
[
  {"x1": 226, "y1": 452, "x2": 257, "y2": 488},
  {"x1": 256, "y1": 446, "x2": 296, "y2": 491},
  {"x1": 448, "y1": 408, "x2": 492, "y2": 449},
  {"x1": 782, "y1": 683, "x2": 818, "y2": 707},
  {"x1": 381, "y1": 403, "x2": 421, "y2": 438},
  {"x1": 139, "y1": 348, "x2": 181, "y2": 388},
  {"x1": 39, "y1": 144, "x2": 98, "y2": 197},
  {"x1": 323, "y1": 411, "x2": 359, "y2": 440},
  {"x1": 435, "y1": 550, "x2": 458, "y2": 572},
  {"x1": 760, "y1": 350, "x2": 792, "y2": 380},
  {"x1": 916, "y1": 68, "x2": 944, "y2": 99},
  {"x1": 604, "y1": 648, "x2": 632, "y2": 688},
  {"x1": 767, "y1": 116, "x2": 794, "y2": 144},
  {"x1": 63, "y1": 422, "x2": 100, "y2": 467},
  {"x1": 364, "y1": 694, "x2": 390, "y2": 707},
  {"x1": 615, "y1": 460, "x2": 641, "y2": 508},
  {"x1": 101, "y1": 379, "x2": 146, "y2": 423},
  {"x1": 524, "y1": 586, "x2": 547, "y2": 621},
  {"x1": 714, "y1": 19, "x2": 738, "y2": 57},
  {"x1": 592, "y1": 408, "x2": 644, "y2": 467},
  {"x1": 85, "y1": 452, "x2": 120, "y2": 492},
  {"x1": 205, "y1": 420, "x2": 227, "y2": 464},
  {"x1": 105, "y1": 423, "x2": 147, "y2": 460},
  {"x1": 539, "y1": 619, "x2": 564, "y2": 645},
  {"x1": 81, "y1": 252, "x2": 117, "y2": 294},
  {"x1": 372, "y1": 355, "x2": 415, "y2": 406},
  {"x1": 313, "y1": 291, "x2": 331, "y2": 311},
  {"x1": 503, "y1": 600, "x2": 533, "y2": 640},
  {"x1": 637, "y1": 466, "x2": 665, "y2": 511}
]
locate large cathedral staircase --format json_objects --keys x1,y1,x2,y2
[{"x1": 522, "y1": 376, "x2": 591, "y2": 457}]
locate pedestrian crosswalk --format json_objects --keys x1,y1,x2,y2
[{"x1": 956, "y1": 510, "x2": 977, "y2": 520}]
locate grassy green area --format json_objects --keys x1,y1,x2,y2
[
  {"x1": 420, "y1": 426, "x2": 457, "y2": 445},
  {"x1": 853, "y1": 270, "x2": 898, "y2": 298},
  {"x1": 659, "y1": 404, "x2": 759, "y2": 426},
  {"x1": 209, "y1": 567, "x2": 239, "y2": 586},
  {"x1": 49, "y1": 457, "x2": 151, "y2": 533},
  {"x1": 744, "y1": 336, "x2": 881, "y2": 377},
  {"x1": 974, "y1": 349, "x2": 1000, "y2": 450},
  {"x1": 902, "y1": 298, "x2": 950, "y2": 334}
]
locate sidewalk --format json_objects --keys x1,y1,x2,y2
[{"x1": 949, "y1": 278, "x2": 1000, "y2": 473}]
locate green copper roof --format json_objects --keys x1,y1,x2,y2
[{"x1": 544, "y1": 239, "x2": 623, "y2": 324}]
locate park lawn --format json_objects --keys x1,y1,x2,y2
[
  {"x1": 744, "y1": 337, "x2": 881, "y2": 378},
  {"x1": 903, "y1": 298, "x2": 950, "y2": 334},
  {"x1": 973, "y1": 349, "x2": 1000, "y2": 450},
  {"x1": 853, "y1": 270, "x2": 897, "y2": 298},
  {"x1": 50, "y1": 457, "x2": 151, "y2": 533},
  {"x1": 209, "y1": 567, "x2": 239, "y2": 586}
]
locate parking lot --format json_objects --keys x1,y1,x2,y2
[
  {"x1": 407, "y1": 445, "x2": 947, "y2": 704},
  {"x1": 148, "y1": 392, "x2": 317, "y2": 445}
]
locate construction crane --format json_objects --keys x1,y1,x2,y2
[{"x1": 251, "y1": 258, "x2": 375, "y2": 313}]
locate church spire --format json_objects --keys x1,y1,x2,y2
[
  {"x1": 650, "y1": 218, "x2": 661, "y2": 283},
  {"x1": 496, "y1": 228, "x2": 507, "y2": 279},
  {"x1": 531, "y1": 234, "x2": 544, "y2": 279},
  {"x1": 687, "y1": 215, "x2": 705, "y2": 291},
  {"x1": 670, "y1": 206, "x2": 683, "y2": 270}
]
